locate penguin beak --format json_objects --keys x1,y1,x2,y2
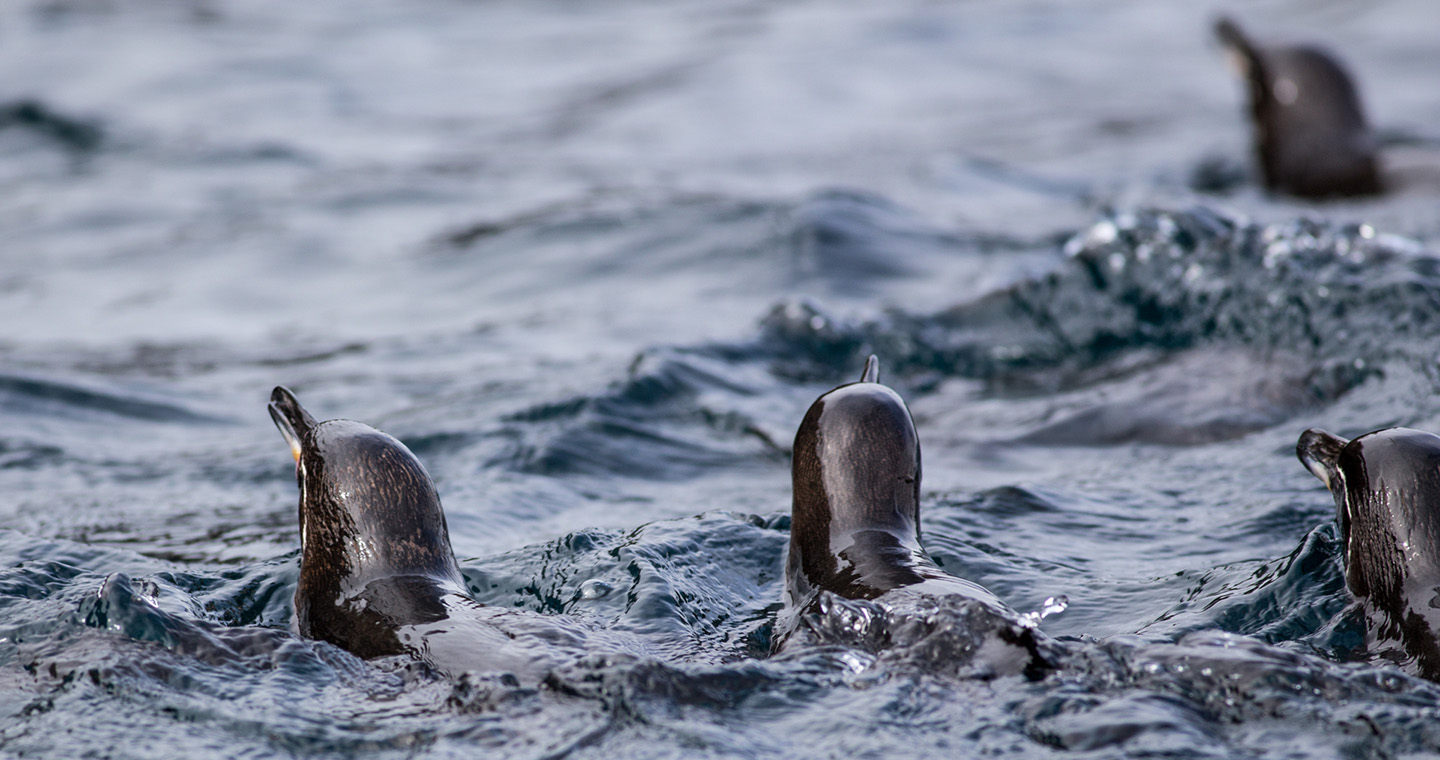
[
  {"x1": 268, "y1": 386, "x2": 316, "y2": 463},
  {"x1": 1213, "y1": 17, "x2": 1253, "y2": 73},
  {"x1": 1296, "y1": 428, "x2": 1348, "y2": 490},
  {"x1": 859, "y1": 354, "x2": 880, "y2": 384}
]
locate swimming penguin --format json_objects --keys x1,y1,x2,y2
[
  {"x1": 1215, "y1": 17, "x2": 1381, "y2": 198},
  {"x1": 1297, "y1": 427, "x2": 1440, "y2": 678},
  {"x1": 778, "y1": 357, "x2": 1049, "y2": 675},
  {"x1": 269, "y1": 387, "x2": 601, "y2": 678}
]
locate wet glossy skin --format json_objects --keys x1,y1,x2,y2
[
  {"x1": 269, "y1": 387, "x2": 561, "y2": 676},
  {"x1": 784, "y1": 358, "x2": 1005, "y2": 616},
  {"x1": 1216, "y1": 17, "x2": 1380, "y2": 198},
  {"x1": 1298, "y1": 427, "x2": 1440, "y2": 679}
]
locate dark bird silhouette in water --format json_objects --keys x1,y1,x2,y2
[{"x1": 1215, "y1": 17, "x2": 1381, "y2": 198}]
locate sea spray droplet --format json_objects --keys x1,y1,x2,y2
[
  {"x1": 1018, "y1": 595, "x2": 1069, "y2": 629},
  {"x1": 838, "y1": 651, "x2": 870, "y2": 675},
  {"x1": 576, "y1": 579, "x2": 613, "y2": 601},
  {"x1": 1040, "y1": 595, "x2": 1068, "y2": 617}
]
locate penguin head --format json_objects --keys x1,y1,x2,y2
[{"x1": 269, "y1": 387, "x2": 459, "y2": 591}]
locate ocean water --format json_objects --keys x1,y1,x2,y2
[{"x1": 3, "y1": 0, "x2": 1440, "y2": 757}]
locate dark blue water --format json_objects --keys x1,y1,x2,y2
[{"x1": 4, "y1": 1, "x2": 1440, "y2": 757}]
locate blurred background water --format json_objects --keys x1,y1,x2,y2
[{"x1": 2, "y1": 1, "x2": 1440, "y2": 757}]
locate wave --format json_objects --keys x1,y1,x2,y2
[
  {"x1": 0, "y1": 372, "x2": 228, "y2": 425},
  {"x1": 491, "y1": 349, "x2": 788, "y2": 480}
]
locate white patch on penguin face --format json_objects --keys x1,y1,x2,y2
[
  {"x1": 1334, "y1": 469, "x2": 1356, "y2": 568},
  {"x1": 1224, "y1": 49, "x2": 1250, "y2": 77},
  {"x1": 298, "y1": 459, "x2": 309, "y2": 549}
]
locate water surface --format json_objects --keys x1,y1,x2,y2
[{"x1": 3, "y1": 1, "x2": 1440, "y2": 757}]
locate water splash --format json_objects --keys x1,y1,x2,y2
[
  {"x1": 576, "y1": 579, "x2": 613, "y2": 601},
  {"x1": 1018, "y1": 595, "x2": 1069, "y2": 629}
]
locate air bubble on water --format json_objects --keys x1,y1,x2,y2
[
  {"x1": 838, "y1": 651, "x2": 870, "y2": 674},
  {"x1": 1263, "y1": 241, "x2": 1291, "y2": 269},
  {"x1": 136, "y1": 579, "x2": 160, "y2": 607},
  {"x1": 577, "y1": 579, "x2": 613, "y2": 601},
  {"x1": 845, "y1": 604, "x2": 873, "y2": 634},
  {"x1": 1066, "y1": 220, "x2": 1117, "y2": 258},
  {"x1": 1018, "y1": 595, "x2": 1068, "y2": 629},
  {"x1": 1156, "y1": 214, "x2": 1178, "y2": 240}
]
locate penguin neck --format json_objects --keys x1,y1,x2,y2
[
  {"x1": 298, "y1": 498, "x2": 465, "y2": 602},
  {"x1": 786, "y1": 489, "x2": 934, "y2": 607}
]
